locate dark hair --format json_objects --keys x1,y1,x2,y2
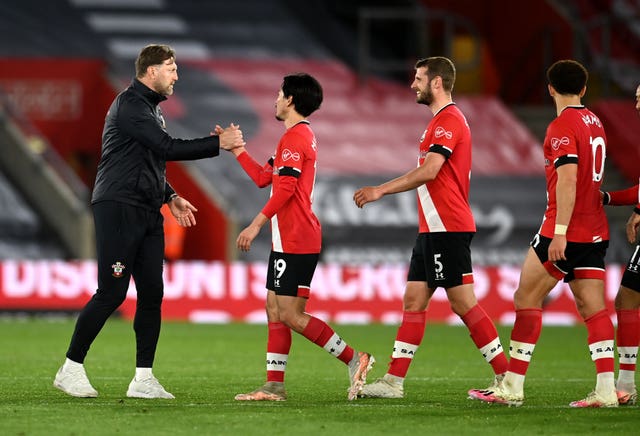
[
  {"x1": 415, "y1": 56, "x2": 456, "y2": 92},
  {"x1": 135, "y1": 44, "x2": 176, "y2": 78},
  {"x1": 546, "y1": 60, "x2": 588, "y2": 95},
  {"x1": 281, "y1": 73, "x2": 323, "y2": 117}
]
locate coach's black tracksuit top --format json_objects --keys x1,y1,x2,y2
[{"x1": 91, "y1": 79, "x2": 220, "y2": 211}]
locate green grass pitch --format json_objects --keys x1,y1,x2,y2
[{"x1": 0, "y1": 318, "x2": 636, "y2": 435}]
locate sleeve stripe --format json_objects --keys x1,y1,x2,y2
[
  {"x1": 428, "y1": 143, "x2": 452, "y2": 159},
  {"x1": 554, "y1": 154, "x2": 578, "y2": 168},
  {"x1": 278, "y1": 166, "x2": 301, "y2": 177}
]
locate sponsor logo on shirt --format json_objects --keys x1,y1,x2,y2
[
  {"x1": 282, "y1": 149, "x2": 300, "y2": 161},
  {"x1": 434, "y1": 126, "x2": 452, "y2": 139},
  {"x1": 551, "y1": 136, "x2": 569, "y2": 150}
]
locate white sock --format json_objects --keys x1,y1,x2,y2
[
  {"x1": 63, "y1": 358, "x2": 83, "y2": 371},
  {"x1": 383, "y1": 373, "x2": 404, "y2": 386},
  {"x1": 617, "y1": 369, "x2": 636, "y2": 390},
  {"x1": 135, "y1": 367, "x2": 153, "y2": 380},
  {"x1": 595, "y1": 372, "x2": 615, "y2": 395},
  {"x1": 504, "y1": 372, "x2": 525, "y2": 394}
]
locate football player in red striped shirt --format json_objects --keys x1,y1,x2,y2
[
  {"x1": 354, "y1": 56, "x2": 508, "y2": 399},
  {"x1": 225, "y1": 73, "x2": 373, "y2": 401},
  {"x1": 468, "y1": 60, "x2": 617, "y2": 407}
]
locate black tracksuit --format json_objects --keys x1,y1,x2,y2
[{"x1": 66, "y1": 79, "x2": 220, "y2": 367}]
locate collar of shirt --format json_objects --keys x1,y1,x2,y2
[{"x1": 132, "y1": 78, "x2": 167, "y2": 106}]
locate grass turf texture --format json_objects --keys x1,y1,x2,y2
[{"x1": 0, "y1": 318, "x2": 635, "y2": 435}]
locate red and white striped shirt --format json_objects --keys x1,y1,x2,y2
[{"x1": 416, "y1": 103, "x2": 476, "y2": 233}]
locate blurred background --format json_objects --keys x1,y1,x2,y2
[{"x1": 1, "y1": 0, "x2": 639, "y2": 324}]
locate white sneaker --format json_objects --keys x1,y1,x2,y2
[
  {"x1": 359, "y1": 375, "x2": 404, "y2": 399},
  {"x1": 569, "y1": 390, "x2": 618, "y2": 408},
  {"x1": 467, "y1": 383, "x2": 524, "y2": 407},
  {"x1": 234, "y1": 382, "x2": 287, "y2": 401},
  {"x1": 347, "y1": 352, "x2": 375, "y2": 400},
  {"x1": 53, "y1": 364, "x2": 98, "y2": 398},
  {"x1": 617, "y1": 388, "x2": 638, "y2": 406},
  {"x1": 468, "y1": 373, "x2": 505, "y2": 400},
  {"x1": 126, "y1": 376, "x2": 175, "y2": 399}
]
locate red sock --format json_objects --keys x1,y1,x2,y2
[
  {"x1": 266, "y1": 322, "x2": 291, "y2": 383},
  {"x1": 301, "y1": 316, "x2": 354, "y2": 364},
  {"x1": 616, "y1": 309, "x2": 640, "y2": 373},
  {"x1": 388, "y1": 311, "x2": 426, "y2": 378},
  {"x1": 585, "y1": 309, "x2": 615, "y2": 374},
  {"x1": 462, "y1": 304, "x2": 508, "y2": 375},
  {"x1": 508, "y1": 308, "x2": 542, "y2": 376}
]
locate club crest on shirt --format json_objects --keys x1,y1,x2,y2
[
  {"x1": 434, "y1": 126, "x2": 453, "y2": 139},
  {"x1": 111, "y1": 261, "x2": 126, "y2": 278},
  {"x1": 281, "y1": 149, "x2": 300, "y2": 161},
  {"x1": 550, "y1": 136, "x2": 569, "y2": 150}
]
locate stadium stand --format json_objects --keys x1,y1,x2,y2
[
  {"x1": 0, "y1": 171, "x2": 65, "y2": 259},
  {"x1": 593, "y1": 99, "x2": 640, "y2": 185},
  {"x1": 0, "y1": 89, "x2": 93, "y2": 259},
  {"x1": 551, "y1": 0, "x2": 640, "y2": 96},
  {"x1": 0, "y1": 0, "x2": 634, "y2": 264}
]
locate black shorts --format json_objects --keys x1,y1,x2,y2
[
  {"x1": 621, "y1": 244, "x2": 640, "y2": 293},
  {"x1": 530, "y1": 233, "x2": 608, "y2": 282},
  {"x1": 407, "y1": 232, "x2": 474, "y2": 289},
  {"x1": 266, "y1": 251, "x2": 319, "y2": 297}
]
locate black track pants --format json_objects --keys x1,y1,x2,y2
[{"x1": 66, "y1": 201, "x2": 165, "y2": 367}]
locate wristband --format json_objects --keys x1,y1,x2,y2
[
  {"x1": 168, "y1": 193, "x2": 179, "y2": 203},
  {"x1": 554, "y1": 224, "x2": 567, "y2": 235}
]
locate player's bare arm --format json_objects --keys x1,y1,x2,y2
[
  {"x1": 549, "y1": 163, "x2": 577, "y2": 262},
  {"x1": 229, "y1": 146, "x2": 247, "y2": 157},
  {"x1": 353, "y1": 186, "x2": 383, "y2": 208},
  {"x1": 625, "y1": 211, "x2": 640, "y2": 244},
  {"x1": 353, "y1": 152, "x2": 445, "y2": 208},
  {"x1": 237, "y1": 212, "x2": 269, "y2": 251}
]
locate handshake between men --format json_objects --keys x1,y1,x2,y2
[{"x1": 214, "y1": 123, "x2": 245, "y2": 151}]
